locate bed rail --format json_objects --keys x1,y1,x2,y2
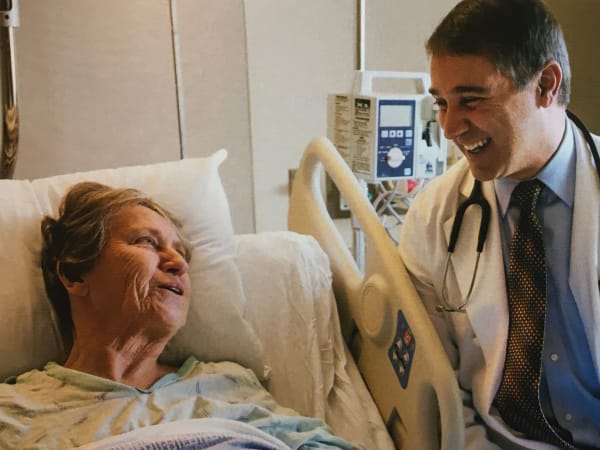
[{"x1": 288, "y1": 136, "x2": 464, "y2": 450}]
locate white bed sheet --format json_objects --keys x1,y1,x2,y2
[{"x1": 235, "y1": 232, "x2": 394, "y2": 450}]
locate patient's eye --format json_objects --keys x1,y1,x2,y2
[{"x1": 134, "y1": 236, "x2": 158, "y2": 249}]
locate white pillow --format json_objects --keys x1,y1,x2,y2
[
  {"x1": 236, "y1": 232, "x2": 394, "y2": 449},
  {"x1": 0, "y1": 151, "x2": 265, "y2": 381},
  {"x1": 235, "y1": 232, "x2": 336, "y2": 418}
]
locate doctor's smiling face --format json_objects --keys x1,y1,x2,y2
[{"x1": 430, "y1": 53, "x2": 552, "y2": 181}]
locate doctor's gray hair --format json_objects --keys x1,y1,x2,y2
[{"x1": 426, "y1": 0, "x2": 571, "y2": 106}]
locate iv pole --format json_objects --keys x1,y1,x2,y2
[
  {"x1": 352, "y1": 0, "x2": 366, "y2": 272},
  {"x1": 0, "y1": 0, "x2": 19, "y2": 179}
]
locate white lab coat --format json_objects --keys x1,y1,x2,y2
[{"x1": 398, "y1": 119, "x2": 600, "y2": 450}]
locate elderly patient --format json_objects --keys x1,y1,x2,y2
[{"x1": 0, "y1": 181, "x2": 356, "y2": 449}]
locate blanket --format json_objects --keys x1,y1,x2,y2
[{"x1": 76, "y1": 418, "x2": 291, "y2": 449}]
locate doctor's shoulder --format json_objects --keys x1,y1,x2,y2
[{"x1": 408, "y1": 158, "x2": 470, "y2": 219}]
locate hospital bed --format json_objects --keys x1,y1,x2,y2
[
  {"x1": 289, "y1": 136, "x2": 464, "y2": 449},
  {"x1": 0, "y1": 137, "x2": 462, "y2": 449}
]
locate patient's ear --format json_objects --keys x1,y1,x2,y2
[{"x1": 57, "y1": 263, "x2": 89, "y2": 297}]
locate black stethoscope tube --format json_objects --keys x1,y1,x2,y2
[
  {"x1": 567, "y1": 110, "x2": 600, "y2": 178},
  {"x1": 448, "y1": 177, "x2": 491, "y2": 253},
  {"x1": 447, "y1": 110, "x2": 599, "y2": 254}
]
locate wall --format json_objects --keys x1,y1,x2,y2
[
  {"x1": 244, "y1": 0, "x2": 356, "y2": 232},
  {"x1": 6, "y1": 1, "x2": 597, "y2": 234},
  {"x1": 365, "y1": 0, "x2": 458, "y2": 71},
  {"x1": 8, "y1": 0, "x2": 459, "y2": 234},
  {"x1": 547, "y1": 0, "x2": 600, "y2": 133},
  {"x1": 245, "y1": 0, "x2": 458, "y2": 231},
  {"x1": 15, "y1": 0, "x2": 181, "y2": 177},
  {"x1": 365, "y1": 0, "x2": 599, "y2": 134},
  {"x1": 246, "y1": 0, "x2": 599, "y2": 231},
  {"x1": 12, "y1": 0, "x2": 255, "y2": 233},
  {"x1": 177, "y1": 0, "x2": 254, "y2": 232}
]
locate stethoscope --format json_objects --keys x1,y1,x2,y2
[{"x1": 437, "y1": 110, "x2": 600, "y2": 313}]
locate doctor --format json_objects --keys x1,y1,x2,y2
[{"x1": 398, "y1": 0, "x2": 600, "y2": 448}]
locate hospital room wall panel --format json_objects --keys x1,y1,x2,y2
[
  {"x1": 242, "y1": 0, "x2": 599, "y2": 231},
  {"x1": 177, "y1": 0, "x2": 255, "y2": 234},
  {"x1": 547, "y1": 0, "x2": 600, "y2": 134},
  {"x1": 244, "y1": 0, "x2": 357, "y2": 232},
  {"x1": 13, "y1": 0, "x2": 182, "y2": 180},
  {"x1": 365, "y1": 0, "x2": 459, "y2": 72},
  {"x1": 6, "y1": 0, "x2": 596, "y2": 236},
  {"x1": 244, "y1": 0, "x2": 459, "y2": 232}
]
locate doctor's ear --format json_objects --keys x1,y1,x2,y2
[
  {"x1": 56, "y1": 262, "x2": 88, "y2": 297},
  {"x1": 536, "y1": 61, "x2": 562, "y2": 107}
]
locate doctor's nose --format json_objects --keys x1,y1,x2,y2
[{"x1": 440, "y1": 107, "x2": 469, "y2": 141}]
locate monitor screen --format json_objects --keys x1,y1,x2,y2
[{"x1": 379, "y1": 104, "x2": 413, "y2": 127}]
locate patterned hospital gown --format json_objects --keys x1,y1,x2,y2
[{"x1": 0, "y1": 356, "x2": 357, "y2": 449}]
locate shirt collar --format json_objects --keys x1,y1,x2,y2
[{"x1": 495, "y1": 116, "x2": 575, "y2": 217}]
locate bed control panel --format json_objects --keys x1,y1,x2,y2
[{"x1": 388, "y1": 310, "x2": 415, "y2": 388}]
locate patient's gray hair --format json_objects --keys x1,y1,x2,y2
[{"x1": 40, "y1": 181, "x2": 191, "y2": 348}]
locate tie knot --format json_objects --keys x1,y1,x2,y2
[{"x1": 511, "y1": 179, "x2": 544, "y2": 212}]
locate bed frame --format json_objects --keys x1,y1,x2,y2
[{"x1": 288, "y1": 136, "x2": 464, "y2": 449}]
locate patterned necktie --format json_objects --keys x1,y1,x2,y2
[{"x1": 494, "y1": 180, "x2": 573, "y2": 448}]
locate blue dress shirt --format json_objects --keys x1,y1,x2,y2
[{"x1": 495, "y1": 119, "x2": 600, "y2": 447}]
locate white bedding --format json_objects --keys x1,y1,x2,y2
[
  {"x1": 235, "y1": 232, "x2": 394, "y2": 450},
  {"x1": 0, "y1": 152, "x2": 395, "y2": 448}
]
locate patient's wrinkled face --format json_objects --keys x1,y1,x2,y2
[{"x1": 80, "y1": 205, "x2": 191, "y2": 338}]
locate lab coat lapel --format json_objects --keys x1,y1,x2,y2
[
  {"x1": 569, "y1": 121, "x2": 600, "y2": 383},
  {"x1": 442, "y1": 172, "x2": 509, "y2": 407}
]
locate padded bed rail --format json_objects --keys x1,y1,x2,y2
[{"x1": 288, "y1": 136, "x2": 464, "y2": 450}]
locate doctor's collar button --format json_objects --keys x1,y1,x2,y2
[
  {"x1": 564, "y1": 413, "x2": 573, "y2": 422},
  {"x1": 550, "y1": 353, "x2": 559, "y2": 362}
]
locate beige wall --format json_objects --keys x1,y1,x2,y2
[
  {"x1": 547, "y1": 0, "x2": 600, "y2": 133},
  {"x1": 5, "y1": 1, "x2": 597, "y2": 234},
  {"x1": 177, "y1": 0, "x2": 254, "y2": 232},
  {"x1": 246, "y1": 0, "x2": 458, "y2": 231},
  {"x1": 13, "y1": 0, "x2": 255, "y2": 233},
  {"x1": 7, "y1": 0, "x2": 458, "y2": 233},
  {"x1": 366, "y1": 0, "x2": 459, "y2": 72},
  {"x1": 15, "y1": 0, "x2": 181, "y2": 176},
  {"x1": 244, "y1": 0, "x2": 356, "y2": 232},
  {"x1": 366, "y1": 0, "x2": 600, "y2": 135}
]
